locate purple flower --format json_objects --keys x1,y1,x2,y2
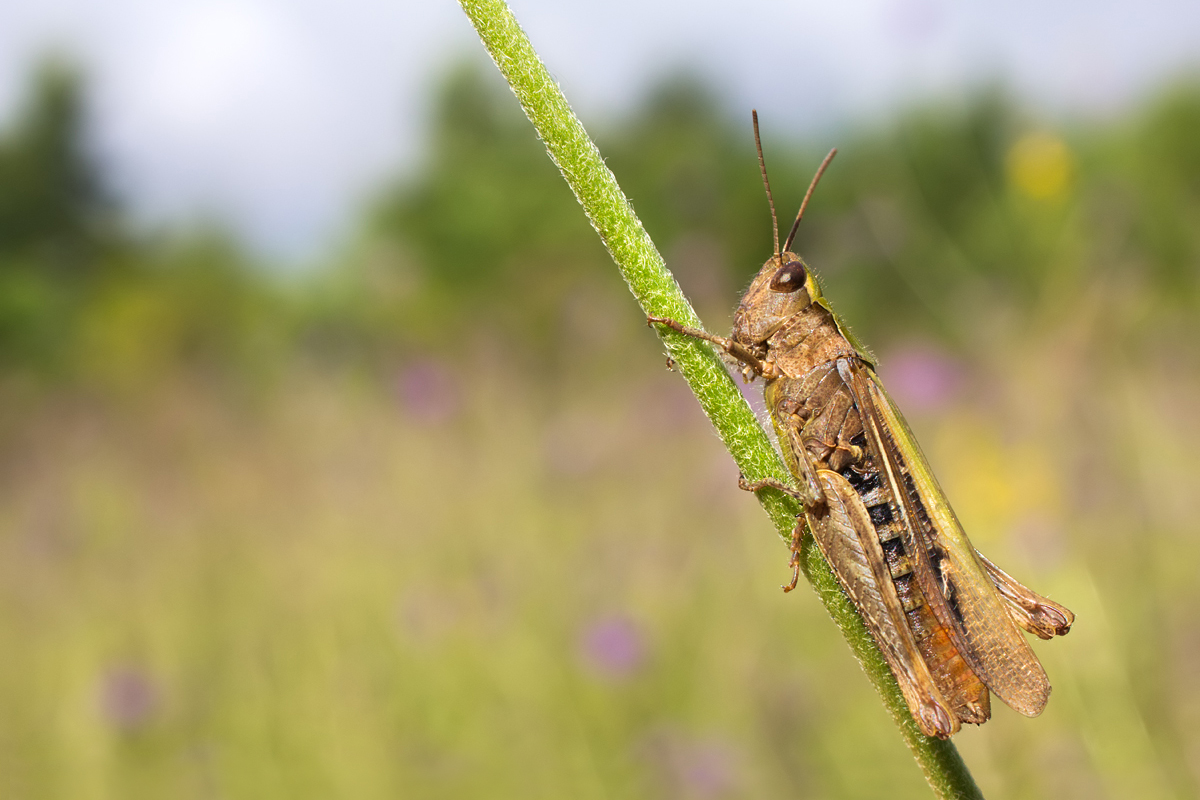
[
  {"x1": 99, "y1": 665, "x2": 159, "y2": 732},
  {"x1": 578, "y1": 615, "x2": 645, "y2": 680},
  {"x1": 640, "y1": 729, "x2": 741, "y2": 799},
  {"x1": 881, "y1": 343, "x2": 963, "y2": 414},
  {"x1": 396, "y1": 358, "x2": 459, "y2": 423},
  {"x1": 675, "y1": 739, "x2": 737, "y2": 799}
]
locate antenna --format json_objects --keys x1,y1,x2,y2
[
  {"x1": 782, "y1": 148, "x2": 837, "y2": 255},
  {"x1": 752, "y1": 110, "x2": 780, "y2": 265}
]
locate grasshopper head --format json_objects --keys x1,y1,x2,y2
[{"x1": 731, "y1": 251, "x2": 821, "y2": 348}]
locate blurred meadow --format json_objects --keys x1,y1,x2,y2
[{"x1": 2, "y1": 42, "x2": 1200, "y2": 800}]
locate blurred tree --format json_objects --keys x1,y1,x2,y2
[
  {"x1": 598, "y1": 75, "x2": 775, "y2": 318},
  {"x1": 362, "y1": 65, "x2": 769, "y2": 359},
  {"x1": 0, "y1": 58, "x2": 285, "y2": 380},
  {"x1": 1130, "y1": 81, "x2": 1200, "y2": 300},
  {"x1": 599, "y1": 75, "x2": 751, "y2": 253},
  {"x1": 0, "y1": 59, "x2": 118, "y2": 372},
  {"x1": 0, "y1": 58, "x2": 114, "y2": 267},
  {"x1": 72, "y1": 231, "x2": 287, "y2": 391},
  {"x1": 368, "y1": 62, "x2": 609, "y2": 352},
  {"x1": 0, "y1": 54, "x2": 1185, "y2": 383}
]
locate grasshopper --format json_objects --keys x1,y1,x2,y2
[{"x1": 650, "y1": 112, "x2": 1073, "y2": 739}]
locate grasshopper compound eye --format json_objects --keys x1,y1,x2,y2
[{"x1": 769, "y1": 260, "x2": 807, "y2": 293}]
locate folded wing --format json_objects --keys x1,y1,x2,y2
[{"x1": 840, "y1": 359, "x2": 1053, "y2": 717}]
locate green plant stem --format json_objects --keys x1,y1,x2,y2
[{"x1": 457, "y1": 1, "x2": 983, "y2": 797}]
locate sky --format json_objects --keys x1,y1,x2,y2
[{"x1": 1, "y1": 0, "x2": 1198, "y2": 262}]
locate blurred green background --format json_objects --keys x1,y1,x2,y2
[{"x1": 2, "y1": 44, "x2": 1200, "y2": 800}]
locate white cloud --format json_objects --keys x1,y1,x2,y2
[{"x1": 126, "y1": 4, "x2": 305, "y2": 135}]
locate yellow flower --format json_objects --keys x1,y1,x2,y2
[{"x1": 1007, "y1": 132, "x2": 1073, "y2": 200}]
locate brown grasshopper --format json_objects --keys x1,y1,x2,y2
[{"x1": 650, "y1": 112, "x2": 1073, "y2": 739}]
